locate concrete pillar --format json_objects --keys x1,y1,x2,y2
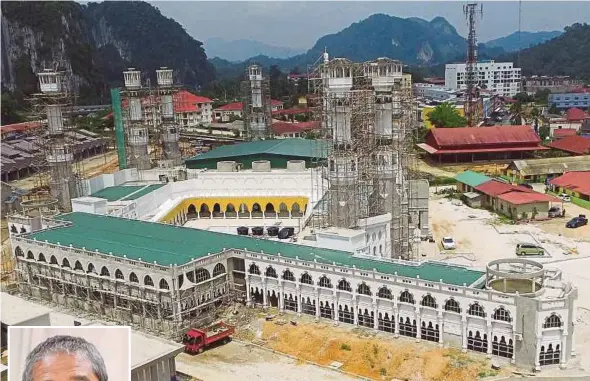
[
  {"x1": 535, "y1": 335, "x2": 542, "y2": 371},
  {"x1": 333, "y1": 295, "x2": 339, "y2": 325},
  {"x1": 279, "y1": 282, "x2": 285, "y2": 312},
  {"x1": 246, "y1": 274, "x2": 251, "y2": 307},
  {"x1": 461, "y1": 315, "x2": 468, "y2": 353},
  {"x1": 353, "y1": 298, "x2": 358, "y2": 326},
  {"x1": 296, "y1": 284, "x2": 302, "y2": 316},
  {"x1": 315, "y1": 287, "x2": 320, "y2": 320},
  {"x1": 394, "y1": 306, "x2": 400, "y2": 338},
  {"x1": 486, "y1": 322, "x2": 493, "y2": 358},
  {"x1": 560, "y1": 331, "x2": 568, "y2": 369},
  {"x1": 262, "y1": 278, "x2": 268, "y2": 308},
  {"x1": 372, "y1": 300, "x2": 379, "y2": 331},
  {"x1": 415, "y1": 305, "x2": 421, "y2": 341},
  {"x1": 437, "y1": 310, "x2": 444, "y2": 347}
]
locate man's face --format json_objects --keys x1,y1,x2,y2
[{"x1": 31, "y1": 353, "x2": 99, "y2": 381}]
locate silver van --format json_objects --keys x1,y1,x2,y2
[{"x1": 515, "y1": 243, "x2": 544, "y2": 256}]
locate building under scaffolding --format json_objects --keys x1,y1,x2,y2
[
  {"x1": 155, "y1": 68, "x2": 182, "y2": 167},
  {"x1": 309, "y1": 53, "x2": 423, "y2": 260},
  {"x1": 242, "y1": 64, "x2": 272, "y2": 140},
  {"x1": 121, "y1": 69, "x2": 151, "y2": 170}
]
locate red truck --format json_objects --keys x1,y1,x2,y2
[{"x1": 182, "y1": 322, "x2": 235, "y2": 354}]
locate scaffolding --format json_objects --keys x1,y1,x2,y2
[
  {"x1": 309, "y1": 53, "x2": 416, "y2": 260},
  {"x1": 26, "y1": 66, "x2": 86, "y2": 211},
  {"x1": 121, "y1": 69, "x2": 151, "y2": 170},
  {"x1": 242, "y1": 64, "x2": 272, "y2": 140}
]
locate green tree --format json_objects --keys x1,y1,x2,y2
[
  {"x1": 1, "y1": 92, "x2": 24, "y2": 125},
  {"x1": 548, "y1": 104, "x2": 559, "y2": 115},
  {"x1": 534, "y1": 89, "x2": 551, "y2": 104},
  {"x1": 427, "y1": 103, "x2": 467, "y2": 128},
  {"x1": 510, "y1": 102, "x2": 527, "y2": 125}
]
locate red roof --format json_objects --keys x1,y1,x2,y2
[
  {"x1": 553, "y1": 129, "x2": 577, "y2": 139},
  {"x1": 547, "y1": 135, "x2": 590, "y2": 155},
  {"x1": 272, "y1": 107, "x2": 311, "y2": 116},
  {"x1": 215, "y1": 102, "x2": 242, "y2": 111},
  {"x1": 475, "y1": 180, "x2": 534, "y2": 197},
  {"x1": 173, "y1": 90, "x2": 212, "y2": 113},
  {"x1": 0, "y1": 121, "x2": 42, "y2": 134},
  {"x1": 549, "y1": 171, "x2": 590, "y2": 197},
  {"x1": 271, "y1": 99, "x2": 283, "y2": 106},
  {"x1": 566, "y1": 108, "x2": 589, "y2": 122},
  {"x1": 271, "y1": 121, "x2": 320, "y2": 135},
  {"x1": 571, "y1": 87, "x2": 590, "y2": 93},
  {"x1": 497, "y1": 191, "x2": 560, "y2": 205}
]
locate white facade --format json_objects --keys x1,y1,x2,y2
[
  {"x1": 445, "y1": 61, "x2": 522, "y2": 97},
  {"x1": 413, "y1": 83, "x2": 458, "y2": 102}
]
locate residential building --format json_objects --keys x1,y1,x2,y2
[
  {"x1": 417, "y1": 125, "x2": 548, "y2": 163},
  {"x1": 142, "y1": 90, "x2": 213, "y2": 127},
  {"x1": 547, "y1": 135, "x2": 590, "y2": 156},
  {"x1": 548, "y1": 108, "x2": 589, "y2": 137},
  {"x1": 270, "y1": 121, "x2": 320, "y2": 139},
  {"x1": 548, "y1": 88, "x2": 590, "y2": 109},
  {"x1": 548, "y1": 171, "x2": 590, "y2": 201},
  {"x1": 524, "y1": 76, "x2": 583, "y2": 95},
  {"x1": 214, "y1": 100, "x2": 284, "y2": 122},
  {"x1": 413, "y1": 83, "x2": 458, "y2": 102},
  {"x1": 445, "y1": 60, "x2": 522, "y2": 97},
  {"x1": 506, "y1": 156, "x2": 590, "y2": 183}
]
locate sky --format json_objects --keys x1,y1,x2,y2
[{"x1": 151, "y1": 1, "x2": 590, "y2": 50}]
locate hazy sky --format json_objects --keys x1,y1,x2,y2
[{"x1": 151, "y1": 1, "x2": 589, "y2": 50}]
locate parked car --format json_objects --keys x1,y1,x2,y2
[
  {"x1": 559, "y1": 193, "x2": 571, "y2": 202},
  {"x1": 441, "y1": 237, "x2": 456, "y2": 250},
  {"x1": 566, "y1": 215, "x2": 588, "y2": 228},
  {"x1": 515, "y1": 243, "x2": 545, "y2": 256},
  {"x1": 519, "y1": 183, "x2": 534, "y2": 190},
  {"x1": 548, "y1": 207, "x2": 562, "y2": 218}
]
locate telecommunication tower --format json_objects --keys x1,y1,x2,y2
[
  {"x1": 463, "y1": 2, "x2": 483, "y2": 127},
  {"x1": 242, "y1": 64, "x2": 272, "y2": 140}
]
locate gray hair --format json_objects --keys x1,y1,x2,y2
[{"x1": 22, "y1": 335, "x2": 108, "y2": 381}]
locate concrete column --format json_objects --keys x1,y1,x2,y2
[
  {"x1": 560, "y1": 331, "x2": 568, "y2": 369},
  {"x1": 245, "y1": 274, "x2": 251, "y2": 307},
  {"x1": 461, "y1": 315, "x2": 468, "y2": 353},
  {"x1": 415, "y1": 305, "x2": 421, "y2": 341},
  {"x1": 262, "y1": 277, "x2": 268, "y2": 308},
  {"x1": 437, "y1": 310, "x2": 444, "y2": 347},
  {"x1": 315, "y1": 287, "x2": 320, "y2": 320},
  {"x1": 353, "y1": 296, "x2": 358, "y2": 326},
  {"x1": 296, "y1": 284, "x2": 302, "y2": 316},
  {"x1": 511, "y1": 332, "x2": 516, "y2": 364},
  {"x1": 372, "y1": 300, "x2": 379, "y2": 331},
  {"x1": 535, "y1": 335, "x2": 542, "y2": 371},
  {"x1": 279, "y1": 282, "x2": 285, "y2": 312},
  {"x1": 394, "y1": 306, "x2": 400, "y2": 337},
  {"x1": 333, "y1": 294, "x2": 339, "y2": 325},
  {"x1": 570, "y1": 308, "x2": 576, "y2": 357},
  {"x1": 486, "y1": 322, "x2": 493, "y2": 358}
]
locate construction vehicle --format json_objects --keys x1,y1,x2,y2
[{"x1": 182, "y1": 322, "x2": 235, "y2": 354}]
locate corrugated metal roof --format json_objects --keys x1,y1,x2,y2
[
  {"x1": 549, "y1": 171, "x2": 590, "y2": 197},
  {"x1": 475, "y1": 180, "x2": 534, "y2": 197},
  {"x1": 547, "y1": 135, "x2": 590, "y2": 155},
  {"x1": 454, "y1": 170, "x2": 492, "y2": 188},
  {"x1": 25, "y1": 212, "x2": 484, "y2": 286},
  {"x1": 497, "y1": 191, "x2": 560, "y2": 205},
  {"x1": 431, "y1": 125, "x2": 541, "y2": 148},
  {"x1": 509, "y1": 156, "x2": 590, "y2": 176},
  {"x1": 185, "y1": 138, "x2": 329, "y2": 163}
]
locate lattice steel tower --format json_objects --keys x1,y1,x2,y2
[
  {"x1": 464, "y1": 2, "x2": 483, "y2": 127},
  {"x1": 242, "y1": 64, "x2": 272, "y2": 140}
]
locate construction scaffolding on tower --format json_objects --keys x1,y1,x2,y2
[
  {"x1": 464, "y1": 2, "x2": 483, "y2": 127},
  {"x1": 26, "y1": 65, "x2": 87, "y2": 212},
  {"x1": 241, "y1": 64, "x2": 273, "y2": 140},
  {"x1": 308, "y1": 52, "x2": 417, "y2": 260}
]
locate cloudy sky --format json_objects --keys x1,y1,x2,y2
[{"x1": 151, "y1": 1, "x2": 589, "y2": 50}]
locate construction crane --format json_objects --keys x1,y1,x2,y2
[{"x1": 463, "y1": 2, "x2": 483, "y2": 127}]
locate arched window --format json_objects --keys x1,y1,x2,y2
[
  {"x1": 187, "y1": 204, "x2": 197, "y2": 215},
  {"x1": 377, "y1": 287, "x2": 392, "y2": 300},
  {"x1": 129, "y1": 272, "x2": 139, "y2": 283},
  {"x1": 282, "y1": 269, "x2": 295, "y2": 281},
  {"x1": 225, "y1": 203, "x2": 236, "y2": 213},
  {"x1": 11, "y1": 225, "x2": 17, "y2": 233},
  {"x1": 38, "y1": 253, "x2": 46, "y2": 262},
  {"x1": 50, "y1": 255, "x2": 58, "y2": 265},
  {"x1": 399, "y1": 290, "x2": 415, "y2": 304},
  {"x1": 265, "y1": 266, "x2": 278, "y2": 278},
  {"x1": 213, "y1": 203, "x2": 221, "y2": 213},
  {"x1": 493, "y1": 307, "x2": 512, "y2": 322},
  {"x1": 319, "y1": 275, "x2": 332, "y2": 288},
  {"x1": 159, "y1": 279, "x2": 169, "y2": 290},
  {"x1": 195, "y1": 268, "x2": 211, "y2": 283},
  {"x1": 144, "y1": 275, "x2": 154, "y2": 286},
  {"x1": 357, "y1": 283, "x2": 371, "y2": 296},
  {"x1": 249, "y1": 263, "x2": 261, "y2": 275},
  {"x1": 115, "y1": 269, "x2": 124, "y2": 280},
  {"x1": 74, "y1": 261, "x2": 83, "y2": 271},
  {"x1": 100, "y1": 266, "x2": 110, "y2": 277},
  {"x1": 468, "y1": 303, "x2": 486, "y2": 318},
  {"x1": 20, "y1": 226, "x2": 26, "y2": 233},
  {"x1": 337, "y1": 279, "x2": 351, "y2": 292},
  {"x1": 199, "y1": 203, "x2": 210, "y2": 213},
  {"x1": 421, "y1": 295, "x2": 437, "y2": 309},
  {"x1": 213, "y1": 263, "x2": 226, "y2": 277},
  {"x1": 62, "y1": 258, "x2": 71, "y2": 268},
  {"x1": 27, "y1": 251, "x2": 35, "y2": 260},
  {"x1": 543, "y1": 313, "x2": 562, "y2": 328},
  {"x1": 87, "y1": 263, "x2": 97, "y2": 274},
  {"x1": 279, "y1": 203, "x2": 288, "y2": 214},
  {"x1": 252, "y1": 203, "x2": 261, "y2": 213},
  {"x1": 444, "y1": 299, "x2": 461, "y2": 313},
  {"x1": 300, "y1": 273, "x2": 313, "y2": 285},
  {"x1": 292, "y1": 202, "x2": 301, "y2": 215},
  {"x1": 15, "y1": 247, "x2": 24, "y2": 257},
  {"x1": 265, "y1": 203, "x2": 275, "y2": 213}
]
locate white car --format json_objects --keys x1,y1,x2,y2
[
  {"x1": 559, "y1": 193, "x2": 571, "y2": 202},
  {"x1": 441, "y1": 237, "x2": 456, "y2": 250}
]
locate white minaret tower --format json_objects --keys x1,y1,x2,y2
[
  {"x1": 243, "y1": 64, "x2": 272, "y2": 140},
  {"x1": 123, "y1": 68, "x2": 150, "y2": 170},
  {"x1": 156, "y1": 67, "x2": 181, "y2": 166}
]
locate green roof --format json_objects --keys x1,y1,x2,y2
[
  {"x1": 26, "y1": 212, "x2": 484, "y2": 286},
  {"x1": 185, "y1": 138, "x2": 328, "y2": 163},
  {"x1": 90, "y1": 185, "x2": 164, "y2": 202},
  {"x1": 454, "y1": 170, "x2": 492, "y2": 188}
]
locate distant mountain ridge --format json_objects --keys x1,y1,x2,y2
[
  {"x1": 204, "y1": 37, "x2": 305, "y2": 62},
  {"x1": 485, "y1": 31, "x2": 563, "y2": 52}
]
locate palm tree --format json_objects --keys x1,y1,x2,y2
[{"x1": 510, "y1": 102, "x2": 527, "y2": 125}]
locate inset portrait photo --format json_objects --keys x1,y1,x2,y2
[{"x1": 8, "y1": 326, "x2": 130, "y2": 381}]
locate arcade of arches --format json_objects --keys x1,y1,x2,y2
[{"x1": 160, "y1": 197, "x2": 309, "y2": 224}]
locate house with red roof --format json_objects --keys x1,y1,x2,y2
[
  {"x1": 416, "y1": 125, "x2": 548, "y2": 163},
  {"x1": 271, "y1": 121, "x2": 320, "y2": 138},
  {"x1": 549, "y1": 107, "x2": 589, "y2": 137},
  {"x1": 548, "y1": 171, "x2": 590, "y2": 201},
  {"x1": 213, "y1": 100, "x2": 283, "y2": 122},
  {"x1": 547, "y1": 135, "x2": 590, "y2": 156}
]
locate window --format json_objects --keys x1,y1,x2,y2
[
  {"x1": 74, "y1": 261, "x2": 83, "y2": 271},
  {"x1": 195, "y1": 268, "x2": 211, "y2": 283},
  {"x1": 115, "y1": 269, "x2": 124, "y2": 280},
  {"x1": 399, "y1": 290, "x2": 415, "y2": 304},
  {"x1": 129, "y1": 272, "x2": 139, "y2": 283},
  {"x1": 467, "y1": 331, "x2": 488, "y2": 353},
  {"x1": 377, "y1": 287, "x2": 392, "y2": 300},
  {"x1": 159, "y1": 279, "x2": 169, "y2": 290},
  {"x1": 265, "y1": 266, "x2": 278, "y2": 278},
  {"x1": 357, "y1": 283, "x2": 371, "y2": 296},
  {"x1": 492, "y1": 307, "x2": 512, "y2": 322},
  {"x1": 444, "y1": 299, "x2": 461, "y2": 313},
  {"x1": 337, "y1": 279, "x2": 351, "y2": 292},
  {"x1": 87, "y1": 263, "x2": 96, "y2": 274},
  {"x1": 468, "y1": 303, "x2": 486, "y2": 318},
  {"x1": 62, "y1": 258, "x2": 71, "y2": 268},
  {"x1": 543, "y1": 313, "x2": 562, "y2": 328},
  {"x1": 282, "y1": 269, "x2": 295, "y2": 281},
  {"x1": 319, "y1": 275, "x2": 332, "y2": 288},
  {"x1": 144, "y1": 275, "x2": 154, "y2": 287},
  {"x1": 421, "y1": 321, "x2": 440, "y2": 342},
  {"x1": 213, "y1": 263, "x2": 226, "y2": 277},
  {"x1": 421, "y1": 295, "x2": 437, "y2": 309},
  {"x1": 38, "y1": 253, "x2": 46, "y2": 262},
  {"x1": 100, "y1": 266, "x2": 110, "y2": 277},
  {"x1": 300, "y1": 273, "x2": 313, "y2": 285},
  {"x1": 492, "y1": 336, "x2": 514, "y2": 359},
  {"x1": 539, "y1": 344, "x2": 560, "y2": 366},
  {"x1": 248, "y1": 263, "x2": 261, "y2": 275}
]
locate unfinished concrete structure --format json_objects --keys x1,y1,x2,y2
[
  {"x1": 155, "y1": 67, "x2": 182, "y2": 167},
  {"x1": 242, "y1": 64, "x2": 272, "y2": 140},
  {"x1": 122, "y1": 69, "x2": 151, "y2": 170},
  {"x1": 309, "y1": 52, "x2": 426, "y2": 260},
  {"x1": 11, "y1": 212, "x2": 577, "y2": 370}
]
